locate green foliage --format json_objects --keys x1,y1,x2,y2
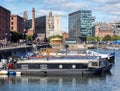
[
  {"x1": 87, "y1": 35, "x2": 120, "y2": 42},
  {"x1": 25, "y1": 35, "x2": 32, "y2": 41},
  {"x1": 111, "y1": 36, "x2": 120, "y2": 41},
  {"x1": 11, "y1": 31, "x2": 22, "y2": 42},
  {"x1": 87, "y1": 36, "x2": 95, "y2": 41},
  {"x1": 94, "y1": 36, "x2": 101, "y2": 42},
  {"x1": 47, "y1": 35, "x2": 62, "y2": 42},
  {"x1": 87, "y1": 36, "x2": 101, "y2": 43},
  {"x1": 102, "y1": 35, "x2": 111, "y2": 41}
]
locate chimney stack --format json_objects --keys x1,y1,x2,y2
[{"x1": 32, "y1": 8, "x2": 35, "y2": 31}]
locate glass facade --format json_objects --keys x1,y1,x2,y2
[{"x1": 69, "y1": 10, "x2": 95, "y2": 41}]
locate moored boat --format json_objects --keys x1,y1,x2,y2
[
  {"x1": 86, "y1": 50, "x2": 115, "y2": 63},
  {"x1": 5, "y1": 48, "x2": 115, "y2": 75},
  {"x1": 13, "y1": 55, "x2": 113, "y2": 75}
]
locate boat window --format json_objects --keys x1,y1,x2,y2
[
  {"x1": 59, "y1": 65, "x2": 63, "y2": 69},
  {"x1": 40, "y1": 64, "x2": 47, "y2": 69},
  {"x1": 87, "y1": 52, "x2": 92, "y2": 54},
  {"x1": 21, "y1": 64, "x2": 28, "y2": 69},
  {"x1": 72, "y1": 65, "x2": 76, "y2": 69}
]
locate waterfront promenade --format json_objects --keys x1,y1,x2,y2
[
  {"x1": 0, "y1": 43, "x2": 27, "y2": 50},
  {"x1": 0, "y1": 42, "x2": 50, "y2": 59},
  {"x1": 0, "y1": 42, "x2": 50, "y2": 50}
]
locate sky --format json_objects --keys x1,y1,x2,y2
[{"x1": 0, "y1": 0, "x2": 120, "y2": 32}]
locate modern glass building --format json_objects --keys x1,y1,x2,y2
[{"x1": 69, "y1": 10, "x2": 95, "y2": 41}]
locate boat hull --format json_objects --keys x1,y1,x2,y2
[
  {"x1": 15, "y1": 59, "x2": 103, "y2": 75},
  {"x1": 106, "y1": 54, "x2": 115, "y2": 63},
  {"x1": 102, "y1": 63, "x2": 113, "y2": 72},
  {"x1": 11, "y1": 69, "x2": 103, "y2": 76}
]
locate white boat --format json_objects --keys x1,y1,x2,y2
[{"x1": 49, "y1": 49, "x2": 115, "y2": 63}]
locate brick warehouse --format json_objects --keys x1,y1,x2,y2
[
  {"x1": 0, "y1": 6, "x2": 10, "y2": 41},
  {"x1": 10, "y1": 15, "x2": 24, "y2": 34}
]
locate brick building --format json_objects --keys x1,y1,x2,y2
[
  {"x1": 10, "y1": 15, "x2": 24, "y2": 34},
  {"x1": 95, "y1": 22, "x2": 113, "y2": 38},
  {"x1": 24, "y1": 8, "x2": 35, "y2": 36},
  {"x1": 24, "y1": 8, "x2": 46, "y2": 41},
  {"x1": 62, "y1": 32, "x2": 69, "y2": 41},
  {"x1": 0, "y1": 6, "x2": 10, "y2": 41}
]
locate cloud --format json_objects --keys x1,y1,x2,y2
[
  {"x1": 36, "y1": 9, "x2": 67, "y2": 17},
  {"x1": 2, "y1": 0, "x2": 120, "y2": 29},
  {"x1": 44, "y1": 0, "x2": 88, "y2": 13},
  {"x1": 44, "y1": 0, "x2": 69, "y2": 4},
  {"x1": 92, "y1": 3, "x2": 120, "y2": 15},
  {"x1": 20, "y1": 0, "x2": 41, "y2": 4},
  {"x1": 91, "y1": 0, "x2": 120, "y2": 3},
  {"x1": 4, "y1": 0, "x2": 41, "y2": 4},
  {"x1": 61, "y1": 2, "x2": 87, "y2": 11},
  {"x1": 89, "y1": 1, "x2": 120, "y2": 22}
]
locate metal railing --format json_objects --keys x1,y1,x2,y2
[{"x1": 0, "y1": 43, "x2": 27, "y2": 50}]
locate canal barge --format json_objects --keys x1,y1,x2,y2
[
  {"x1": 13, "y1": 56, "x2": 112, "y2": 75},
  {"x1": 5, "y1": 48, "x2": 115, "y2": 75}
]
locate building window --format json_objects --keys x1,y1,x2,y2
[
  {"x1": 72, "y1": 65, "x2": 76, "y2": 69},
  {"x1": 11, "y1": 26, "x2": 13, "y2": 30},
  {"x1": 11, "y1": 17, "x2": 13, "y2": 20},
  {"x1": 11, "y1": 22, "x2": 13, "y2": 25}
]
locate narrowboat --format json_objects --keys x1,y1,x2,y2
[{"x1": 14, "y1": 56, "x2": 112, "y2": 75}]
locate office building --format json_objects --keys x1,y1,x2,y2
[
  {"x1": 112, "y1": 22, "x2": 120, "y2": 36},
  {"x1": 69, "y1": 10, "x2": 95, "y2": 42}
]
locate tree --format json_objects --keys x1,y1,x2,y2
[
  {"x1": 94, "y1": 36, "x2": 101, "y2": 42},
  {"x1": 102, "y1": 35, "x2": 111, "y2": 41},
  {"x1": 11, "y1": 31, "x2": 22, "y2": 42},
  {"x1": 87, "y1": 36, "x2": 95, "y2": 41},
  {"x1": 112, "y1": 35, "x2": 120, "y2": 41},
  {"x1": 25, "y1": 35, "x2": 32, "y2": 41}
]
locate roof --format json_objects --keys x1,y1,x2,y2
[
  {"x1": 50, "y1": 38, "x2": 62, "y2": 41},
  {"x1": 0, "y1": 6, "x2": 10, "y2": 12},
  {"x1": 17, "y1": 58, "x2": 98, "y2": 64}
]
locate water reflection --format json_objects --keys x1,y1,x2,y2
[{"x1": 0, "y1": 73, "x2": 113, "y2": 91}]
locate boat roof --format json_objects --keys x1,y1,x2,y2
[{"x1": 17, "y1": 58, "x2": 99, "y2": 64}]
